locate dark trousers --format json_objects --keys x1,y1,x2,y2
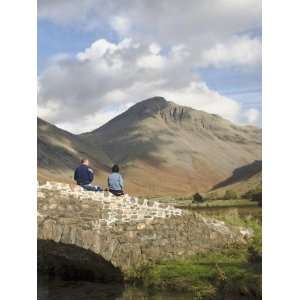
[
  {"x1": 109, "y1": 189, "x2": 124, "y2": 196},
  {"x1": 81, "y1": 184, "x2": 102, "y2": 192}
]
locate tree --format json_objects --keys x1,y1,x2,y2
[{"x1": 192, "y1": 192, "x2": 205, "y2": 203}]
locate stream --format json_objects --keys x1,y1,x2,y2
[{"x1": 38, "y1": 275, "x2": 194, "y2": 300}]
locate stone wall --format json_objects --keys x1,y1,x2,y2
[{"x1": 38, "y1": 182, "x2": 251, "y2": 278}]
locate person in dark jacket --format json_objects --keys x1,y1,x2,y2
[
  {"x1": 74, "y1": 159, "x2": 102, "y2": 191},
  {"x1": 108, "y1": 164, "x2": 124, "y2": 196}
]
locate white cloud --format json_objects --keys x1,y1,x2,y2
[
  {"x1": 136, "y1": 43, "x2": 165, "y2": 70},
  {"x1": 56, "y1": 102, "x2": 134, "y2": 133},
  {"x1": 149, "y1": 43, "x2": 161, "y2": 55},
  {"x1": 38, "y1": 1, "x2": 261, "y2": 47},
  {"x1": 38, "y1": 100, "x2": 61, "y2": 121},
  {"x1": 243, "y1": 108, "x2": 260, "y2": 125},
  {"x1": 77, "y1": 38, "x2": 134, "y2": 61},
  {"x1": 200, "y1": 36, "x2": 261, "y2": 68},
  {"x1": 155, "y1": 82, "x2": 241, "y2": 123},
  {"x1": 109, "y1": 16, "x2": 131, "y2": 36},
  {"x1": 38, "y1": 38, "x2": 259, "y2": 132},
  {"x1": 38, "y1": 1, "x2": 261, "y2": 132},
  {"x1": 136, "y1": 54, "x2": 165, "y2": 69},
  {"x1": 38, "y1": 0, "x2": 102, "y2": 27}
]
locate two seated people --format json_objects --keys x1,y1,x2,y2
[{"x1": 74, "y1": 159, "x2": 124, "y2": 196}]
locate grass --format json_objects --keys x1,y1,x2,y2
[
  {"x1": 178, "y1": 199, "x2": 258, "y2": 208},
  {"x1": 128, "y1": 216, "x2": 262, "y2": 300},
  {"x1": 199, "y1": 199, "x2": 257, "y2": 207},
  {"x1": 146, "y1": 195, "x2": 259, "y2": 209}
]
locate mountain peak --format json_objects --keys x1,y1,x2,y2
[
  {"x1": 87, "y1": 96, "x2": 228, "y2": 135},
  {"x1": 139, "y1": 96, "x2": 168, "y2": 104},
  {"x1": 130, "y1": 96, "x2": 169, "y2": 113},
  {"x1": 127, "y1": 96, "x2": 193, "y2": 119},
  {"x1": 130, "y1": 97, "x2": 219, "y2": 126}
]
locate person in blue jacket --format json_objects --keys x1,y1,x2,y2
[
  {"x1": 74, "y1": 159, "x2": 102, "y2": 192},
  {"x1": 108, "y1": 164, "x2": 124, "y2": 196}
]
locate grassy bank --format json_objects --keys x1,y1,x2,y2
[
  {"x1": 177, "y1": 199, "x2": 258, "y2": 208},
  {"x1": 128, "y1": 217, "x2": 261, "y2": 300},
  {"x1": 146, "y1": 195, "x2": 259, "y2": 209}
]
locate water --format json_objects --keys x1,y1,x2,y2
[{"x1": 38, "y1": 275, "x2": 194, "y2": 300}]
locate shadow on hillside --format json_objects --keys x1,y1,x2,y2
[
  {"x1": 38, "y1": 138, "x2": 111, "y2": 171},
  {"x1": 211, "y1": 160, "x2": 262, "y2": 190}
]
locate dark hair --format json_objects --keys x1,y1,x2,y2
[
  {"x1": 112, "y1": 164, "x2": 119, "y2": 173},
  {"x1": 80, "y1": 158, "x2": 88, "y2": 164}
]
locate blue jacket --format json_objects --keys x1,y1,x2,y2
[
  {"x1": 74, "y1": 164, "x2": 94, "y2": 186},
  {"x1": 108, "y1": 173, "x2": 124, "y2": 191}
]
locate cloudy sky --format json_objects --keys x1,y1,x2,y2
[{"x1": 38, "y1": 0, "x2": 261, "y2": 134}]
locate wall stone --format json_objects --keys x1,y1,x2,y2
[{"x1": 38, "y1": 181, "x2": 251, "y2": 277}]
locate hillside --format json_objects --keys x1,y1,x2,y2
[
  {"x1": 80, "y1": 97, "x2": 261, "y2": 195},
  {"x1": 210, "y1": 160, "x2": 262, "y2": 195},
  {"x1": 37, "y1": 118, "x2": 111, "y2": 184}
]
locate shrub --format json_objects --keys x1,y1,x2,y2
[
  {"x1": 192, "y1": 192, "x2": 205, "y2": 203},
  {"x1": 205, "y1": 192, "x2": 219, "y2": 200},
  {"x1": 252, "y1": 191, "x2": 262, "y2": 203},
  {"x1": 223, "y1": 190, "x2": 238, "y2": 200},
  {"x1": 243, "y1": 186, "x2": 262, "y2": 206}
]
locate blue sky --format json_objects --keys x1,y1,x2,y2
[
  {"x1": 38, "y1": 0, "x2": 261, "y2": 133},
  {"x1": 38, "y1": 20, "x2": 120, "y2": 73},
  {"x1": 200, "y1": 66, "x2": 261, "y2": 108}
]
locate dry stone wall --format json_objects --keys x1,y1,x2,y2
[{"x1": 38, "y1": 182, "x2": 251, "y2": 277}]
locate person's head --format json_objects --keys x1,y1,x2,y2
[
  {"x1": 112, "y1": 164, "x2": 119, "y2": 173},
  {"x1": 80, "y1": 158, "x2": 89, "y2": 165}
]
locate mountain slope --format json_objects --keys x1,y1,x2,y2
[
  {"x1": 38, "y1": 118, "x2": 111, "y2": 184},
  {"x1": 81, "y1": 97, "x2": 261, "y2": 195},
  {"x1": 210, "y1": 160, "x2": 262, "y2": 194}
]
